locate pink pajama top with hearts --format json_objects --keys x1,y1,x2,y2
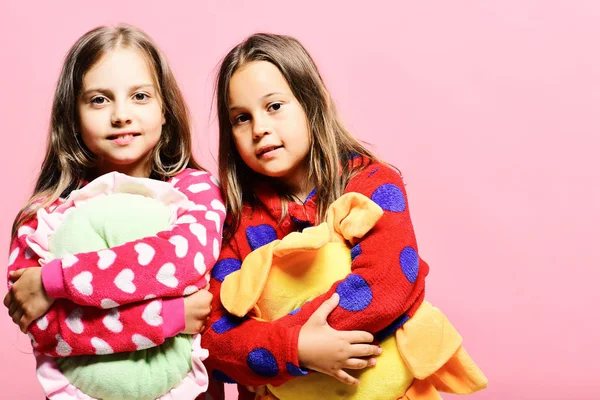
[{"x1": 6, "y1": 168, "x2": 225, "y2": 358}]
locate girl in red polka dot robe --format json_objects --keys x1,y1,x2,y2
[
  {"x1": 4, "y1": 25, "x2": 224, "y2": 399},
  {"x1": 201, "y1": 34, "x2": 484, "y2": 400}
]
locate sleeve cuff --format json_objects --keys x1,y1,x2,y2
[
  {"x1": 162, "y1": 297, "x2": 185, "y2": 337},
  {"x1": 41, "y1": 259, "x2": 67, "y2": 299}
]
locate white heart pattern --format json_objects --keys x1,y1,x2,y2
[
  {"x1": 55, "y1": 334, "x2": 72, "y2": 357},
  {"x1": 91, "y1": 337, "x2": 114, "y2": 355},
  {"x1": 176, "y1": 215, "x2": 197, "y2": 224},
  {"x1": 169, "y1": 235, "x2": 188, "y2": 258},
  {"x1": 114, "y1": 269, "x2": 136, "y2": 294},
  {"x1": 190, "y1": 204, "x2": 208, "y2": 211},
  {"x1": 194, "y1": 252, "x2": 206, "y2": 275},
  {"x1": 24, "y1": 248, "x2": 35, "y2": 260},
  {"x1": 36, "y1": 315, "x2": 49, "y2": 331},
  {"x1": 188, "y1": 182, "x2": 211, "y2": 193},
  {"x1": 100, "y1": 298, "x2": 119, "y2": 309},
  {"x1": 132, "y1": 334, "x2": 156, "y2": 350},
  {"x1": 62, "y1": 254, "x2": 78, "y2": 268},
  {"x1": 211, "y1": 199, "x2": 226, "y2": 214},
  {"x1": 210, "y1": 176, "x2": 219, "y2": 186},
  {"x1": 17, "y1": 226, "x2": 35, "y2": 238},
  {"x1": 213, "y1": 238, "x2": 220, "y2": 260},
  {"x1": 191, "y1": 171, "x2": 208, "y2": 176},
  {"x1": 205, "y1": 211, "x2": 221, "y2": 232},
  {"x1": 144, "y1": 294, "x2": 157, "y2": 300},
  {"x1": 8, "y1": 248, "x2": 18, "y2": 266},
  {"x1": 135, "y1": 242, "x2": 155, "y2": 266},
  {"x1": 66, "y1": 307, "x2": 84, "y2": 334},
  {"x1": 190, "y1": 223, "x2": 207, "y2": 246},
  {"x1": 97, "y1": 249, "x2": 116, "y2": 270},
  {"x1": 72, "y1": 272, "x2": 93, "y2": 296},
  {"x1": 183, "y1": 285, "x2": 198, "y2": 295},
  {"x1": 156, "y1": 263, "x2": 178, "y2": 288},
  {"x1": 103, "y1": 309, "x2": 123, "y2": 333},
  {"x1": 142, "y1": 300, "x2": 163, "y2": 326}
]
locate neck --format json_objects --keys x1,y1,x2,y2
[{"x1": 93, "y1": 158, "x2": 152, "y2": 179}]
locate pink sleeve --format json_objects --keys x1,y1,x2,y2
[
  {"x1": 41, "y1": 169, "x2": 226, "y2": 308},
  {"x1": 7, "y1": 221, "x2": 185, "y2": 356}
]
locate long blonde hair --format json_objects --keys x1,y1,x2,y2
[
  {"x1": 216, "y1": 33, "x2": 378, "y2": 242},
  {"x1": 12, "y1": 24, "x2": 201, "y2": 238}
]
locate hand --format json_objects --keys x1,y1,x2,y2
[
  {"x1": 298, "y1": 293, "x2": 381, "y2": 386},
  {"x1": 182, "y1": 288, "x2": 213, "y2": 334},
  {"x1": 3, "y1": 267, "x2": 54, "y2": 333},
  {"x1": 245, "y1": 385, "x2": 269, "y2": 396}
]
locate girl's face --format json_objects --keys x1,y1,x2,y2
[
  {"x1": 78, "y1": 47, "x2": 165, "y2": 178},
  {"x1": 228, "y1": 61, "x2": 311, "y2": 194}
]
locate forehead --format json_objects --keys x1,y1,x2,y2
[
  {"x1": 228, "y1": 61, "x2": 291, "y2": 104},
  {"x1": 83, "y1": 47, "x2": 156, "y2": 89}
]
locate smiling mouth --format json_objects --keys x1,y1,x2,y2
[
  {"x1": 107, "y1": 133, "x2": 141, "y2": 140},
  {"x1": 257, "y1": 145, "x2": 283, "y2": 157}
]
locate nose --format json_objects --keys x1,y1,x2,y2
[
  {"x1": 252, "y1": 115, "x2": 271, "y2": 140},
  {"x1": 111, "y1": 101, "x2": 132, "y2": 127}
]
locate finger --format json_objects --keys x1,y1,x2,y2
[
  {"x1": 334, "y1": 369, "x2": 359, "y2": 386},
  {"x1": 19, "y1": 314, "x2": 32, "y2": 333},
  {"x1": 342, "y1": 358, "x2": 371, "y2": 370},
  {"x1": 245, "y1": 386, "x2": 256, "y2": 393},
  {"x1": 9, "y1": 269, "x2": 26, "y2": 280},
  {"x1": 309, "y1": 293, "x2": 339, "y2": 324},
  {"x1": 345, "y1": 343, "x2": 382, "y2": 358},
  {"x1": 8, "y1": 300, "x2": 19, "y2": 318},
  {"x1": 12, "y1": 309, "x2": 24, "y2": 326},
  {"x1": 341, "y1": 330, "x2": 374, "y2": 344},
  {"x1": 3, "y1": 291, "x2": 12, "y2": 308},
  {"x1": 255, "y1": 386, "x2": 268, "y2": 396}
]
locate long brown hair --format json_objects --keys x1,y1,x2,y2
[
  {"x1": 12, "y1": 24, "x2": 201, "y2": 238},
  {"x1": 216, "y1": 33, "x2": 378, "y2": 242}
]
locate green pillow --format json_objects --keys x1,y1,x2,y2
[{"x1": 50, "y1": 193, "x2": 193, "y2": 400}]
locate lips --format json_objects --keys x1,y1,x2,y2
[
  {"x1": 256, "y1": 144, "x2": 283, "y2": 157},
  {"x1": 107, "y1": 132, "x2": 141, "y2": 140}
]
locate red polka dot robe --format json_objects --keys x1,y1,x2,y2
[
  {"x1": 6, "y1": 169, "x2": 226, "y2": 357},
  {"x1": 202, "y1": 158, "x2": 430, "y2": 398}
]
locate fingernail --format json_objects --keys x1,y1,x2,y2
[
  {"x1": 8, "y1": 271, "x2": 14, "y2": 276},
  {"x1": 369, "y1": 358, "x2": 377, "y2": 366},
  {"x1": 377, "y1": 347, "x2": 383, "y2": 354},
  {"x1": 355, "y1": 380, "x2": 360, "y2": 386}
]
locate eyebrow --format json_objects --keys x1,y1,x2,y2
[
  {"x1": 80, "y1": 84, "x2": 156, "y2": 98},
  {"x1": 229, "y1": 92, "x2": 286, "y2": 112}
]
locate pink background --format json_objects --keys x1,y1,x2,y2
[{"x1": 1, "y1": 1, "x2": 598, "y2": 399}]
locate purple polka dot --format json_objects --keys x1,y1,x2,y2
[
  {"x1": 212, "y1": 314, "x2": 247, "y2": 334},
  {"x1": 212, "y1": 369, "x2": 237, "y2": 384},
  {"x1": 350, "y1": 244, "x2": 361, "y2": 261},
  {"x1": 286, "y1": 362, "x2": 309, "y2": 376},
  {"x1": 212, "y1": 258, "x2": 241, "y2": 282},
  {"x1": 336, "y1": 274, "x2": 372, "y2": 311},
  {"x1": 375, "y1": 314, "x2": 410, "y2": 341},
  {"x1": 246, "y1": 225, "x2": 278, "y2": 251},
  {"x1": 400, "y1": 246, "x2": 419, "y2": 283},
  {"x1": 247, "y1": 348, "x2": 279, "y2": 377},
  {"x1": 371, "y1": 184, "x2": 406, "y2": 212}
]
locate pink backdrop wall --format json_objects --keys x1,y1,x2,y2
[{"x1": 1, "y1": 1, "x2": 598, "y2": 399}]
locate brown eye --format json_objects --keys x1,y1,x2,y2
[
  {"x1": 91, "y1": 96, "x2": 107, "y2": 105},
  {"x1": 134, "y1": 93, "x2": 149, "y2": 101},
  {"x1": 234, "y1": 114, "x2": 250, "y2": 124},
  {"x1": 268, "y1": 102, "x2": 282, "y2": 112}
]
